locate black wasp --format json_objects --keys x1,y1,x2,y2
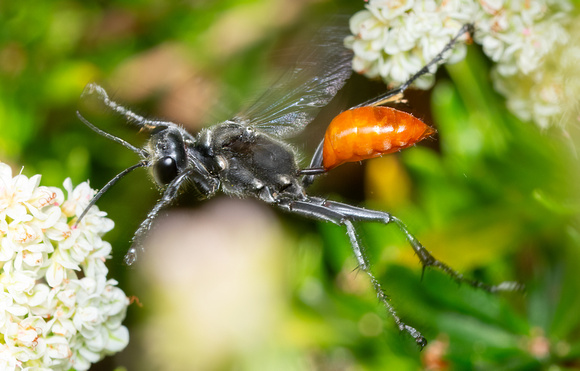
[{"x1": 76, "y1": 24, "x2": 520, "y2": 348}]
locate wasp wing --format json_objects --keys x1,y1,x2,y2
[{"x1": 233, "y1": 26, "x2": 353, "y2": 139}]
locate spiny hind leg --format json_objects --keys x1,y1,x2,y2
[
  {"x1": 357, "y1": 23, "x2": 474, "y2": 108},
  {"x1": 319, "y1": 198, "x2": 523, "y2": 293},
  {"x1": 278, "y1": 197, "x2": 427, "y2": 348}
]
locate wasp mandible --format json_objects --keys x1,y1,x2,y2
[{"x1": 76, "y1": 24, "x2": 520, "y2": 348}]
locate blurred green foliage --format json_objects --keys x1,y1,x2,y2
[{"x1": 1, "y1": 1, "x2": 579, "y2": 370}]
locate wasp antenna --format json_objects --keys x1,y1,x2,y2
[
  {"x1": 76, "y1": 110, "x2": 148, "y2": 158},
  {"x1": 75, "y1": 161, "x2": 148, "y2": 226},
  {"x1": 82, "y1": 83, "x2": 181, "y2": 131},
  {"x1": 82, "y1": 83, "x2": 149, "y2": 126}
]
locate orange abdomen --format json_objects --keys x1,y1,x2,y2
[{"x1": 322, "y1": 106, "x2": 436, "y2": 170}]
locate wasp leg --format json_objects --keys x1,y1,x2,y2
[
  {"x1": 357, "y1": 23, "x2": 474, "y2": 108},
  {"x1": 319, "y1": 199, "x2": 523, "y2": 293},
  {"x1": 300, "y1": 168, "x2": 325, "y2": 176},
  {"x1": 278, "y1": 196, "x2": 428, "y2": 348},
  {"x1": 77, "y1": 111, "x2": 149, "y2": 158},
  {"x1": 124, "y1": 168, "x2": 194, "y2": 266},
  {"x1": 301, "y1": 139, "x2": 326, "y2": 187},
  {"x1": 82, "y1": 83, "x2": 177, "y2": 130}
]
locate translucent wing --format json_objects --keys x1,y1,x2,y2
[{"x1": 233, "y1": 26, "x2": 353, "y2": 139}]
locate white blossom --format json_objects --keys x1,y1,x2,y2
[
  {"x1": 475, "y1": 0, "x2": 571, "y2": 76},
  {"x1": 480, "y1": 3, "x2": 578, "y2": 129},
  {"x1": 345, "y1": 0, "x2": 477, "y2": 88},
  {"x1": 0, "y1": 162, "x2": 129, "y2": 370}
]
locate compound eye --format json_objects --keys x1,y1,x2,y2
[{"x1": 153, "y1": 156, "x2": 178, "y2": 185}]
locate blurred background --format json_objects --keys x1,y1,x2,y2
[{"x1": 1, "y1": 0, "x2": 580, "y2": 370}]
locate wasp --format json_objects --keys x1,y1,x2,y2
[{"x1": 76, "y1": 24, "x2": 519, "y2": 348}]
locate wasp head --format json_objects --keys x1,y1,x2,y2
[
  {"x1": 148, "y1": 125, "x2": 189, "y2": 186},
  {"x1": 146, "y1": 124, "x2": 220, "y2": 199}
]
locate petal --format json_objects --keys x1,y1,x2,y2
[
  {"x1": 46, "y1": 261, "x2": 65, "y2": 288},
  {"x1": 104, "y1": 325, "x2": 129, "y2": 353}
]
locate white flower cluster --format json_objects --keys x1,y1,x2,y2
[
  {"x1": 0, "y1": 162, "x2": 129, "y2": 370},
  {"x1": 476, "y1": 0, "x2": 575, "y2": 129},
  {"x1": 346, "y1": 0, "x2": 577, "y2": 129}
]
